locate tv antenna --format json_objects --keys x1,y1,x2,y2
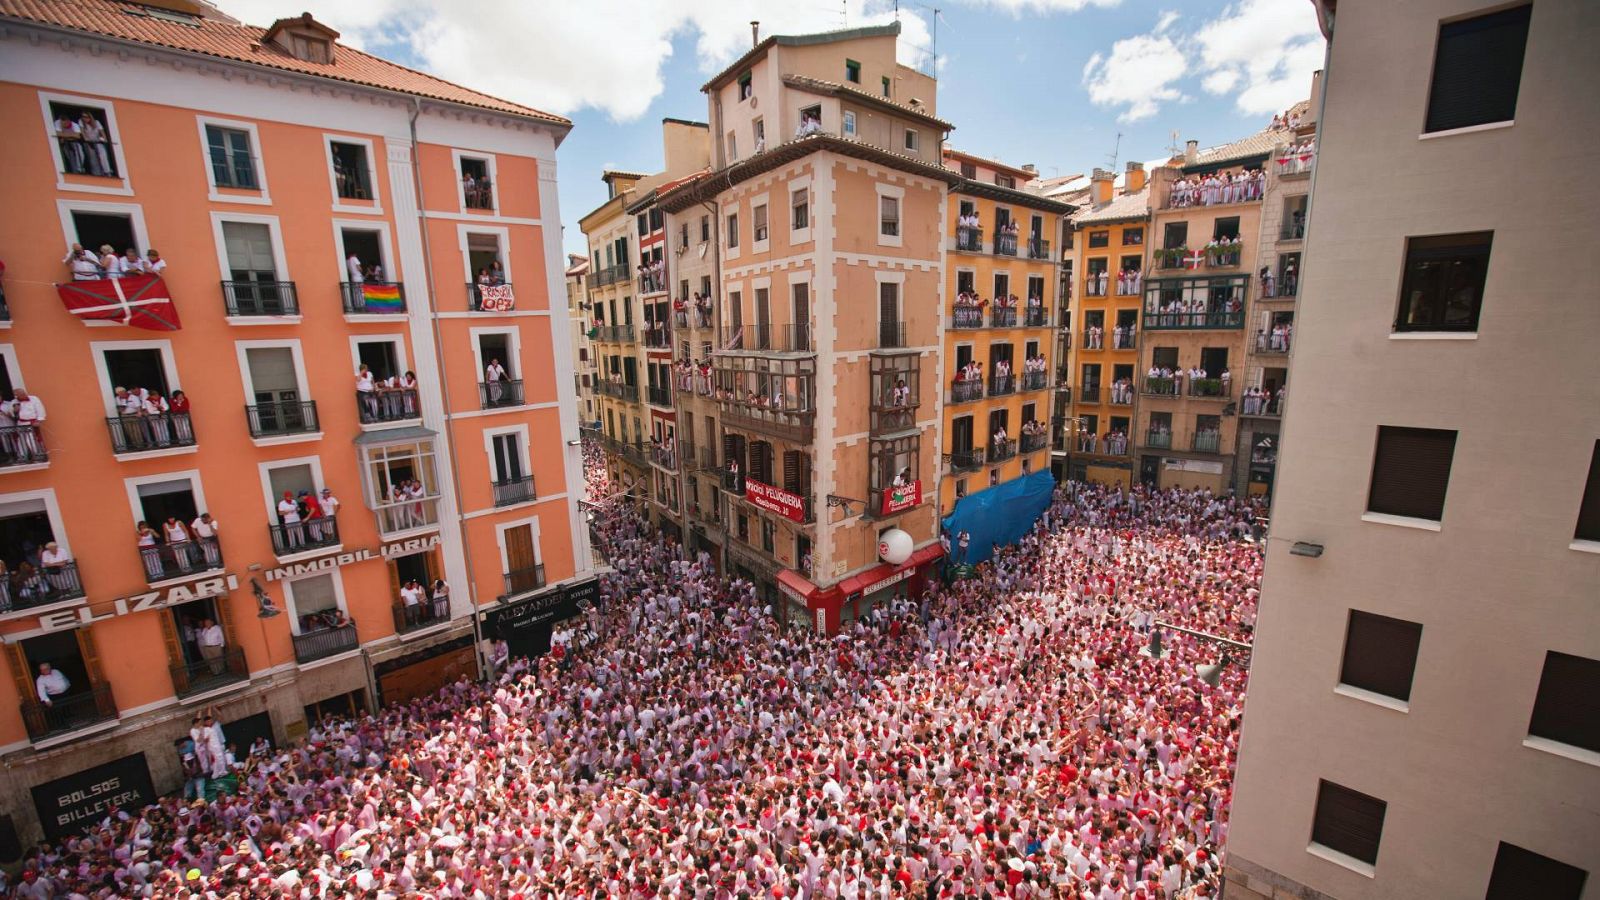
[
  {"x1": 1106, "y1": 132, "x2": 1122, "y2": 172},
  {"x1": 1167, "y1": 129, "x2": 1182, "y2": 157}
]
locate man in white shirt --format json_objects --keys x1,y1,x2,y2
[
  {"x1": 197, "y1": 618, "x2": 226, "y2": 675},
  {"x1": 190, "y1": 513, "x2": 221, "y2": 567},
  {"x1": 143, "y1": 249, "x2": 167, "y2": 276},
  {"x1": 399, "y1": 580, "x2": 422, "y2": 628},
  {"x1": 40, "y1": 542, "x2": 71, "y2": 598},
  {"x1": 11, "y1": 389, "x2": 46, "y2": 462},
  {"x1": 35, "y1": 662, "x2": 70, "y2": 706},
  {"x1": 318, "y1": 488, "x2": 340, "y2": 524},
  {"x1": 277, "y1": 491, "x2": 304, "y2": 550},
  {"x1": 485, "y1": 358, "x2": 507, "y2": 405}
]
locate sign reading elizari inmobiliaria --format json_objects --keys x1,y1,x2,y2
[
  {"x1": 481, "y1": 577, "x2": 600, "y2": 640},
  {"x1": 31, "y1": 753, "x2": 154, "y2": 841}
]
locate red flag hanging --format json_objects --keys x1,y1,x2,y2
[{"x1": 56, "y1": 275, "x2": 182, "y2": 331}]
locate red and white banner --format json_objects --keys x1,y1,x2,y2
[
  {"x1": 879, "y1": 480, "x2": 922, "y2": 516},
  {"x1": 478, "y1": 283, "x2": 516, "y2": 312},
  {"x1": 56, "y1": 275, "x2": 181, "y2": 331},
  {"x1": 745, "y1": 479, "x2": 808, "y2": 524}
]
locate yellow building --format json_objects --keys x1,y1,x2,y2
[
  {"x1": 1065, "y1": 163, "x2": 1149, "y2": 488},
  {"x1": 580, "y1": 170, "x2": 651, "y2": 499},
  {"x1": 940, "y1": 149, "x2": 1074, "y2": 514}
]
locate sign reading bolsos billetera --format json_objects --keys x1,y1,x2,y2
[{"x1": 31, "y1": 754, "x2": 155, "y2": 841}]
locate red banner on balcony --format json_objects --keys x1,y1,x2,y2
[
  {"x1": 56, "y1": 275, "x2": 181, "y2": 331},
  {"x1": 745, "y1": 479, "x2": 807, "y2": 524},
  {"x1": 880, "y1": 480, "x2": 922, "y2": 516},
  {"x1": 479, "y1": 284, "x2": 516, "y2": 311}
]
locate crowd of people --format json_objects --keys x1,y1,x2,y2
[
  {"x1": 53, "y1": 110, "x2": 116, "y2": 177},
  {"x1": 135, "y1": 511, "x2": 223, "y2": 580},
  {"x1": 638, "y1": 259, "x2": 666, "y2": 294},
  {"x1": 7, "y1": 440, "x2": 1267, "y2": 898},
  {"x1": 1, "y1": 388, "x2": 49, "y2": 464},
  {"x1": 1200, "y1": 237, "x2": 1242, "y2": 267},
  {"x1": 355, "y1": 366, "x2": 421, "y2": 423},
  {"x1": 674, "y1": 293, "x2": 715, "y2": 329},
  {"x1": 62, "y1": 243, "x2": 167, "y2": 281},
  {"x1": 461, "y1": 172, "x2": 494, "y2": 210},
  {"x1": 1164, "y1": 170, "x2": 1265, "y2": 208},
  {"x1": 1239, "y1": 385, "x2": 1286, "y2": 418}
]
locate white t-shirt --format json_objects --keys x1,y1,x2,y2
[{"x1": 278, "y1": 499, "x2": 301, "y2": 524}]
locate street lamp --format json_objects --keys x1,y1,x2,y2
[{"x1": 1146, "y1": 619, "x2": 1253, "y2": 686}]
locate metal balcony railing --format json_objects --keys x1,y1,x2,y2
[
  {"x1": 595, "y1": 324, "x2": 636, "y2": 343},
  {"x1": 651, "y1": 444, "x2": 678, "y2": 470},
  {"x1": 718, "y1": 402, "x2": 815, "y2": 444},
  {"x1": 480, "y1": 379, "x2": 525, "y2": 409},
  {"x1": 956, "y1": 225, "x2": 983, "y2": 252},
  {"x1": 1146, "y1": 430, "x2": 1173, "y2": 449},
  {"x1": 1144, "y1": 376, "x2": 1180, "y2": 397},
  {"x1": 596, "y1": 381, "x2": 640, "y2": 402},
  {"x1": 1193, "y1": 432, "x2": 1222, "y2": 453},
  {"x1": 1084, "y1": 275, "x2": 1108, "y2": 298},
  {"x1": 501, "y1": 564, "x2": 547, "y2": 599},
  {"x1": 0, "y1": 560, "x2": 86, "y2": 612},
  {"x1": 993, "y1": 231, "x2": 1018, "y2": 256},
  {"x1": 222, "y1": 280, "x2": 298, "y2": 316},
  {"x1": 1143, "y1": 311, "x2": 1245, "y2": 330},
  {"x1": 341, "y1": 281, "x2": 407, "y2": 314},
  {"x1": 463, "y1": 179, "x2": 494, "y2": 210},
  {"x1": 1021, "y1": 431, "x2": 1049, "y2": 454},
  {"x1": 106, "y1": 413, "x2": 195, "y2": 453},
  {"x1": 292, "y1": 622, "x2": 358, "y2": 664},
  {"x1": 870, "y1": 401, "x2": 918, "y2": 435},
  {"x1": 1024, "y1": 307, "x2": 1049, "y2": 327},
  {"x1": 1027, "y1": 237, "x2": 1052, "y2": 260},
  {"x1": 878, "y1": 321, "x2": 907, "y2": 349},
  {"x1": 990, "y1": 308, "x2": 1017, "y2": 328},
  {"x1": 646, "y1": 385, "x2": 673, "y2": 408},
  {"x1": 1078, "y1": 384, "x2": 1100, "y2": 404},
  {"x1": 1255, "y1": 332, "x2": 1292, "y2": 354},
  {"x1": 393, "y1": 597, "x2": 450, "y2": 634},
  {"x1": 375, "y1": 497, "x2": 440, "y2": 535},
  {"x1": 1205, "y1": 247, "x2": 1242, "y2": 268},
  {"x1": 1112, "y1": 328, "x2": 1138, "y2": 350},
  {"x1": 987, "y1": 439, "x2": 1016, "y2": 462},
  {"x1": 356, "y1": 389, "x2": 420, "y2": 424},
  {"x1": 988, "y1": 374, "x2": 1015, "y2": 396},
  {"x1": 952, "y1": 307, "x2": 984, "y2": 329},
  {"x1": 0, "y1": 425, "x2": 47, "y2": 467},
  {"x1": 140, "y1": 537, "x2": 223, "y2": 584},
  {"x1": 637, "y1": 272, "x2": 667, "y2": 294},
  {"x1": 270, "y1": 517, "x2": 340, "y2": 556},
  {"x1": 1189, "y1": 379, "x2": 1230, "y2": 399},
  {"x1": 1020, "y1": 371, "x2": 1049, "y2": 392},
  {"x1": 57, "y1": 136, "x2": 121, "y2": 178},
  {"x1": 641, "y1": 324, "x2": 672, "y2": 348},
  {"x1": 492, "y1": 475, "x2": 536, "y2": 507},
  {"x1": 949, "y1": 379, "x2": 984, "y2": 404},
  {"x1": 20, "y1": 683, "x2": 116, "y2": 742},
  {"x1": 1153, "y1": 248, "x2": 1190, "y2": 270},
  {"x1": 949, "y1": 448, "x2": 985, "y2": 472},
  {"x1": 170, "y1": 647, "x2": 248, "y2": 699},
  {"x1": 246, "y1": 400, "x2": 319, "y2": 437}
]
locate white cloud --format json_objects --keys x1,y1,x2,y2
[
  {"x1": 216, "y1": 0, "x2": 932, "y2": 122},
  {"x1": 1193, "y1": 0, "x2": 1324, "y2": 115},
  {"x1": 961, "y1": 0, "x2": 1120, "y2": 11},
  {"x1": 1080, "y1": 32, "x2": 1188, "y2": 123},
  {"x1": 1202, "y1": 70, "x2": 1239, "y2": 94}
]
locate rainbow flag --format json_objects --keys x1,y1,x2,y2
[{"x1": 361, "y1": 282, "x2": 404, "y2": 311}]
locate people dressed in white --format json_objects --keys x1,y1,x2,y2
[{"x1": 277, "y1": 491, "x2": 304, "y2": 549}]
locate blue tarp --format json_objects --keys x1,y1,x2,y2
[{"x1": 941, "y1": 468, "x2": 1056, "y2": 567}]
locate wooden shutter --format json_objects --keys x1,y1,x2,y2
[
  {"x1": 1575, "y1": 441, "x2": 1600, "y2": 542},
  {"x1": 4, "y1": 645, "x2": 32, "y2": 705},
  {"x1": 1485, "y1": 842, "x2": 1589, "y2": 900},
  {"x1": 1311, "y1": 780, "x2": 1386, "y2": 865},
  {"x1": 1339, "y1": 611, "x2": 1423, "y2": 702},
  {"x1": 1424, "y1": 5, "x2": 1531, "y2": 133},
  {"x1": 878, "y1": 283, "x2": 897, "y2": 330},
  {"x1": 1367, "y1": 426, "x2": 1457, "y2": 520},
  {"x1": 1528, "y1": 651, "x2": 1600, "y2": 752},
  {"x1": 505, "y1": 525, "x2": 537, "y2": 574},
  {"x1": 722, "y1": 433, "x2": 738, "y2": 469},
  {"x1": 77, "y1": 628, "x2": 106, "y2": 686},
  {"x1": 783, "y1": 450, "x2": 801, "y2": 494}
]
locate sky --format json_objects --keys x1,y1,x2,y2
[{"x1": 215, "y1": 0, "x2": 1325, "y2": 257}]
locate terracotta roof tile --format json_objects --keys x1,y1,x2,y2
[
  {"x1": 1073, "y1": 186, "x2": 1151, "y2": 225},
  {"x1": 0, "y1": 0, "x2": 568, "y2": 125}
]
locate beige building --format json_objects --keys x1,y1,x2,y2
[
  {"x1": 565, "y1": 254, "x2": 598, "y2": 426},
  {"x1": 1225, "y1": 2, "x2": 1600, "y2": 899}
]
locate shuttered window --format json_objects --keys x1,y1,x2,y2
[
  {"x1": 1339, "y1": 610, "x2": 1423, "y2": 701},
  {"x1": 1575, "y1": 441, "x2": 1600, "y2": 542},
  {"x1": 1424, "y1": 5, "x2": 1531, "y2": 133},
  {"x1": 750, "y1": 441, "x2": 773, "y2": 485},
  {"x1": 1367, "y1": 426, "x2": 1457, "y2": 521},
  {"x1": 1527, "y1": 651, "x2": 1600, "y2": 752},
  {"x1": 1485, "y1": 842, "x2": 1589, "y2": 900},
  {"x1": 1310, "y1": 780, "x2": 1386, "y2": 865}
]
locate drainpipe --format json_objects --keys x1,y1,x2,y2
[{"x1": 409, "y1": 97, "x2": 486, "y2": 677}]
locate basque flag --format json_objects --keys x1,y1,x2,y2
[{"x1": 56, "y1": 275, "x2": 182, "y2": 331}]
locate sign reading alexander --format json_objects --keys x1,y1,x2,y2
[
  {"x1": 37, "y1": 574, "x2": 238, "y2": 634},
  {"x1": 481, "y1": 576, "x2": 599, "y2": 640},
  {"x1": 264, "y1": 534, "x2": 443, "y2": 582},
  {"x1": 32, "y1": 753, "x2": 154, "y2": 841},
  {"x1": 880, "y1": 480, "x2": 922, "y2": 516},
  {"x1": 745, "y1": 479, "x2": 807, "y2": 524}
]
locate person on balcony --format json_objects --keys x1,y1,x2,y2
[
  {"x1": 355, "y1": 365, "x2": 380, "y2": 422},
  {"x1": 197, "y1": 618, "x2": 226, "y2": 676},
  {"x1": 35, "y1": 662, "x2": 70, "y2": 708},
  {"x1": 407, "y1": 479, "x2": 427, "y2": 525},
  {"x1": 39, "y1": 542, "x2": 71, "y2": 598},
  {"x1": 78, "y1": 112, "x2": 111, "y2": 177},
  {"x1": 112, "y1": 386, "x2": 147, "y2": 451},
  {"x1": 891, "y1": 378, "x2": 911, "y2": 408},
  {"x1": 63, "y1": 243, "x2": 100, "y2": 280},
  {"x1": 168, "y1": 390, "x2": 192, "y2": 444},
  {"x1": 143, "y1": 390, "x2": 173, "y2": 446},
  {"x1": 163, "y1": 516, "x2": 194, "y2": 571},
  {"x1": 135, "y1": 520, "x2": 163, "y2": 579},
  {"x1": 300, "y1": 490, "x2": 327, "y2": 544},
  {"x1": 54, "y1": 111, "x2": 85, "y2": 172},
  {"x1": 484, "y1": 358, "x2": 508, "y2": 405},
  {"x1": 190, "y1": 512, "x2": 221, "y2": 567},
  {"x1": 277, "y1": 491, "x2": 305, "y2": 550},
  {"x1": 318, "y1": 487, "x2": 340, "y2": 525},
  {"x1": 430, "y1": 579, "x2": 450, "y2": 621},
  {"x1": 400, "y1": 579, "x2": 423, "y2": 628},
  {"x1": 489, "y1": 260, "x2": 507, "y2": 285}
]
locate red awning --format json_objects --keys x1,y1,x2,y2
[
  {"x1": 776, "y1": 568, "x2": 820, "y2": 600},
  {"x1": 835, "y1": 544, "x2": 946, "y2": 597}
]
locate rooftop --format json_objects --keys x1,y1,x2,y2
[
  {"x1": 701, "y1": 22, "x2": 902, "y2": 93},
  {"x1": 1180, "y1": 102, "x2": 1309, "y2": 170},
  {"x1": 782, "y1": 74, "x2": 952, "y2": 130},
  {"x1": 1073, "y1": 186, "x2": 1151, "y2": 225},
  {"x1": 943, "y1": 148, "x2": 1036, "y2": 181},
  {"x1": 1, "y1": 0, "x2": 569, "y2": 126}
]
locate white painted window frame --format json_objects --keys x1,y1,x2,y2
[
  {"x1": 323, "y1": 133, "x2": 384, "y2": 215},
  {"x1": 195, "y1": 115, "x2": 271, "y2": 205},
  {"x1": 88, "y1": 339, "x2": 182, "y2": 417},
  {"x1": 280, "y1": 569, "x2": 350, "y2": 635},
  {"x1": 451, "y1": 148, "x2": 499, "y2": 214},
  {"x1": 37, "y1": 90, "x2": 133, "y2": 196}
]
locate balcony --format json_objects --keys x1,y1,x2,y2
[
  {"x1": 0, "y1": 561, "x2": 85, "y2": 612},
  {"x1": 1280, "y1": 221, "x2": 1307, "y2": 241},
  {"x1": 646, "y1": 385, "x2": 673, "y2": 408},
  {"x1": 721, "y1": 469, "x2": 744, "y2": 494},
  {"x1": 723, "y1": 324, "x2": 813, "y2": 353},
  {"x1": 467, "y1": 282, "x2": 516, "y2": 311},
  {"x1": 1079, "y1": 383, "x2": 1101, "y2": 404},
  {"x1": 1255, "y1": 331, "x2": 1292, "y2": 355},
  {"x1": 375, "y1": 496, "x2": 440, "y2": 535},
  {"x1": 269, "y1": 517, "x2": 340, "y2": 556},
  {"x1": 480, "y1": 379, "x2": 525, "y2": 409},
  {"x1": 638, "y1": 272, "x2": 667, "y2": 294},
  {"x1": 341, "y1": 281, "x2": 407, "y2": 315},
  {"x1": 1205, "y1": 246, "x2": 1242, "y2": 268},
  {"x1": 951, "y1": 306, "x2": 984, "y2": 330},
  {"x1": 595, "y1": 324, "x2": 636, "y2": 343},
  {"x1": 501, "y1": 564, "x2": 547, "y2": 600},
  {"x1": 356, "y1": 389, "x2": 420, "y2": 425},
  {"x1": 492, "y1": 474, "x2": 536, "y2": 507},
  {"x1": 169, "y1": 647, "x2": 248, "y2": 699},
  {"x1": 619, "y1": 440, "x2": 649, "y2": 468},
  {"x1": 57, "y1": 135, "x2": 121, "y2": 178},
  {"x1": 1027, "y1": 237, "x2": 1052, "y2": 260},
  {"x1": 593, "y1": 263, "x2": 629, "y2": 287},
  {"x1": 1192, "y1": 432, "x2": 1222, "y2": 453},
  {"x1": 20, "y1": 683, "x2": 116, "y2": 742},
  {"x1": 651, "y1": 443, "x2": 678, "y2": 470},
  {"x1": 246, "y1": 400, "x2": 319, "y2": 437},
  {"x1": 1024, "y1": 307, "x2": 1049, "y2": 327},
  {"x1": 993, "y1": 231, "x2": 1018, "y2": 257},
  {"x1": 1153, "y1": 248, "x2": 1191, "y2": 270},
  {"x1": 642, "y1": 323, "x2": 672, "y2": 349},
  {"x1": 1163, "y1": 176, "x2": 1264, "y2": 208},
  {"x1": 949, "y1": 448, "x2": 985, "y2": 472},
  {"x1": 989, "y1": 308, "x2": 1017, "y2": 328},
  {"x1": 1242, "y1": 393, "x2": 1286, "y2": 418},
  {"x1": 956, "y1": 225, "x2": 984, "y2": 253},
  {"x1": 1144, "y1": 311, "x2": 1245, "y2": 330},
  {"x1": 1112, "y1": 328, "x2": 1138, "y2": 350},
  {"x1": 1144, "y1": 376, "x2": 1180, "y2": 397},
  {"x1": 392, "y1": 596, "x2": 449, "y2": 635},
  {"x1": 106, "y1": 413, "x2": 195, "y2": 454},
  {"x1": 292, "y1": 622, "x2": 358, "y2": 664},
  {"x1": 1146, "y1": 429, "x2": 1173, "y2": 450},
  {"x1": 222, "y1": 280, "x2": 298, "y2": 317},
  {"x1": 1276, "y1": 148, "x2": 1315, "y2": 177},
  {"x1": 140, "y1": 537, "x2": 222, "y2": 584},
  {"x1": 1188, "y1": 379, "x2": 1230, "y2": 399},
  {"x1": 1084, "y1": 275, "x2": 1108, "y2": 298},
  {"x1": 870, "y1": 400, "x2": 918, "y2": 435},
  {"x1": 1021, "y1": 431, "x2": 1048, "y2": 454},
  {"x1": 866, "y1": 485, "x2": 921, "y2": 519},
  {"x1": 463, "y1": 178, "x2": 494, "y2": 210},
  {"x1": 596, "y1": 380, "x2": 639, "y2": 402},
  {"x1": 988, "y1": 439, "x2": 1016, "y2": 462},
  {"x1": 1020, "y1": 371, "x2": 1049, "y2": 392},
  {"x1": 988, "y1": 374, "x2": 1015, "y2": 397},
  {"x1": 719, "y1": 401, "x2": 815, "y2": 444},
  {"x1": 1108, "y1": 383, "x2": 1134, "y2": 406}
]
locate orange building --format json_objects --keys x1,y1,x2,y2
[{"x1": 0, "y1": 0, "x2": 589, "y2": 844}]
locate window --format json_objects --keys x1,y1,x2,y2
[
  {"x1": 903, "y1": 129, "x2": 919, "y2": 152},
  {"x1": 1124, "y1": 227, "x2": 1144, "y2": 246},
  {"x1": 791, "y1": 188, "x2": 809, "y2": 231},
  {"x1": 459, "y1": 156, "x2": 492, "y2": 209},
  {"x1": 737, "y1": 71, "x2": 752, "y2": 101},
  {"x1": 636, "y1": 214, "x2": 648, "y2": 237},
  {"x1": 726, "y1": 213, "x2": 739, "y2": 249},
  {"x1": 879, "y1": 196, "x2": 900, "y2": 237},
  {"x1": 1395, "y1": 232, "x2": 1492, "y2": 332},
  {"x1": 843, "y1": 110, "x2": 856, "y2": 136},
  {"x1": 1311, "y1": 780, "x2": 1386, "y2": 866},
  {"x1": 1528, "y1": 651, "x2": 1600, "y2": 753},
  {"x1": 727, "y1": 131, "x2": 737, "y2": 162},
  {"x1": 1485, "y1": 842, "x2": 1589, "y2": 900},
  {"x1": 959, "y1": 161, "x2": 976, "y2": 179},
  {"x1": 753, "y1": 203, "x2": 768, "y2": 243},
  {"x1": 1088, "y1": 231, "x2": 1109, "y2": 248},
  {"x1": 1339, "y1": 611, "x2": 1423, "y2": 702},
  {"x1": 1575, "y1": 441, "x2": 1600, "y2": 543},
  {"x1": 222, "y1": 221, "x2": 290, "y2": 314},
  {"x1": 1367, "y1": 426, "x2": 1457, "y2": 521},
  {"x1": 995, "y1": 174, "x2": 1015, "y2": 189},
  {"x1": 283, "y1": 573, "x2": 340, "y2": 633},
  {"x1": 48, "y1": 101, "x2": 120, "y2": 178},
  {"x1": 1163, "y1": 222, "x2": 1188, "y2": 249},
  {"x1": 700, "y1": 215, "x2": 710, "y2": 243},
  {"x1": 882, "y1": 75, "x2": 891, "y2": 97},
  {"x1": 1424, "y1": 4, "x2": 1531, "y2": 133},
  {"x1": 1213, "y1": 216, "x2": 1240, "y2": 241},
  {"x1": 753, "y1": 117, "x2": 765, "y2": 152},
  {"x1": 329, "y1": 141, "x2": 371, "y2": 200},
  {"x1": 287, "y1": 33, "x2": 331, "y2": 63},
  {"x1": 206, "y1": 124, "x2": 258, "y2": 189},
  {"x1": 845, "y1": 59, "x2": 861, "y2": 84},
  {"x1": 360, "y1": 438, "x2": 440, "y2": 534}
]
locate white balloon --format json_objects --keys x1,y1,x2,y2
[{"x1": 878, "y1": 528, "x2": 913, "y2": 565}]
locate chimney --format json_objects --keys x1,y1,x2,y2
[
  {"x1": 1123, "y1": 161, "x2": 1146, "y2": 194},
  {"x1": 751, "y1": 21, "x2": 760, "y2": 48},
  {"x1": 1184, "y1": 140, "x2": 1198, "y2": 165},
  {"x1": 1022, "y1": 164, "x2": 1037, "y2": 176},
  {"x1": 1090, "y1": 168, "x2": 1115, "y2": 205}
]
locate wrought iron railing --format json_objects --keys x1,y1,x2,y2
[
  {"x1": 340, "y1": 281, "x2": 407, "y2": 314},
  {"x1": 0, "y1": 561, "x2": 86, "y2": 612},
  {"x1": 106, "y1": 413, "x2": 195, "y2": 453},
  {"x1": 140, "y1": 537, "x2": 223, "y2": 584},
  {"x1": 270, "y1": 517, "x2": 340, "y2": 556},
  {"x1": 292, "y1": 622, "x2": 358, "y2": 663},
  {"x1": 246, "y1": 400, "x2": 319, "y2": 437},
  {"x1": 222, "y1": 280, "x2": 298, "y2": 316},
  {"x1": 356, "y1": 389, "x2": 419, "y2": 424},
  {"x1": 20, "y1": 683, "x2": 116, "y2": 741},
  {"x1": 492, "y1": 475, "x2": 536, "y2": 507},
  {"x1": 393, "y1": 597, "x2": 450, "y2": 634},
  {"x1": 480, "y1": 379, "x2": 525, "y2": 409},
  {"x1": 501, "y1": 564, "x2": 547, "y2": 599},
  {"x1": 170, "y1": 647, "x2": 248, "y2": 698}
]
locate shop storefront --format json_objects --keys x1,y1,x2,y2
[
  {"x1": 775, "y1": 543, "x2": 943, "y2": 633},
  {"x1": 373, "y1": 634, "x2": 477, "y2": 707},
  {"x1": 30, "y1": 753, "x2": 154, "y2": 842},
  {"x1": 479, "y1": 577, "x2": 600, "y2": 662}
]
